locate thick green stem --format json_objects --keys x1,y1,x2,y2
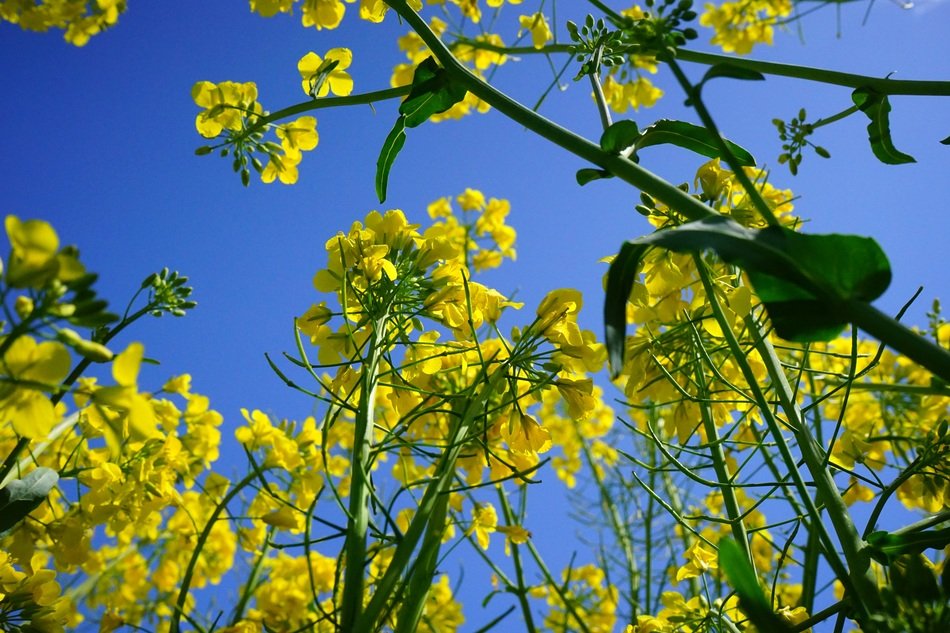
[
  {"x1": 384, "y1": 0, "x2": 717, "y2": 224},
  {"x1": 847, "y1": 300, "x2": 950, "y2": 383},
  {"x1": 353, "y1": 360, "x2": 504, "y2": 631},
  {"x1": 339, "y1": 317, "x2": 389, "y2": 632},
  {"x1": 749, "y1": 319, "x2": 882, "y2": 617},
  {"x1": 394, "y1": 489, "x2": 451, "y2": 633},
  {"x1": 694, "y1": 264, "x2": 853, "y2": 599}
]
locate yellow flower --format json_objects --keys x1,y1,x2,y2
[
  {"x1": 250, "y1": 0, "x2": 294, "y2": 18},
  {"x1": 674, "y1": 542, "x2": 719, "y2": 582},
  {"x1": 518, "y1": 13, "x2": 552, "y2": 49},
  {"x1": 298, "y1": 48, "x2": 353, "y2": 97},
  {"x1": 601, "y1": 75, "x2": 663, "y2": 113},
  {"x1": 191, "y1": 80, "x2": 259, "y2": 138},
  {"x1": 496, "y1": 524, "x2": 531, "y2": 555},
  {"x1": 503, "y1": 410, "x2": 552, "y2": 455},
  {"x1": 5, "y1": 216, "x2": 84, "y2": 288},
  {"x1": 260, "y1": 150, "x2": 302, "y2": 185},
  {"x1": 91, "y1": 342, "x2": 160, "y2": 440},
  {"x1": 467, "y1": 503, "x2": 497, "y2": 550},
  {"x1": 302, "y1": 0, "x2": 347, "y2": 30},
  {"x1": 0, "y1": 335, "x2": 70, "y2": 438},
  {"x1": 276, "y1": 116, "x2": 319, "y2": 156}
]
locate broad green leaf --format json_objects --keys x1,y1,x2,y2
[
  {"x1": 0, "y1": 467, "x2": 59, "y2": 535},
  {"x1": 701, "y1": 64, "x2": 766, "y2": 85},
  {"x1": 867, "y1": 527, "x2": 950, "y2": 565},
  {"x1": 600, "y1": 120, "x2": 640, "y2": 153},
  {"x1": 576, "y1": 168, "x2": 613, "y2": 186},
  {"x1": 604, "y1": 242, "x2": 650, "y2": 374},
  {"x1": 719, "y1": 539, "x2": 792, "y2": 632},
  {"x1": 852, "y1": 87, "x2": 916, "y2": 164},
  {"x1": 889, "y1": 554, "x2": 943, "y2": 603},
  {"x1": 940, "y1": 134, "x2": 950, "y2": 145},
  {"x1": 635, "y1": 119, "x2": 756, "y2": 166},
  {"x1": 603, "y1": 216, "x2": 892, "y2": 373},
  {"x1": 375, "y1": 116, "x2": 406, "y2": 203},
  {"x1": 399, "y1": 57, "x2": 467, "y2": 129}
]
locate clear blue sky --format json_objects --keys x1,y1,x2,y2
[{"x1": 2, "y1": 0, "x2": 949, "y2": 626}]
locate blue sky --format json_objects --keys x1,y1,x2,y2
[{"x1": 2, "y1": 0, "x2": 949, "y2": 626}]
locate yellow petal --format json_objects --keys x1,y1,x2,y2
[{"x1": 113, "y1": 342, "x2": 144, "y2": 387}]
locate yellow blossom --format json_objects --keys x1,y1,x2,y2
[{"x1": 298, "y1": 48, "x2": 353, "y2": 97}]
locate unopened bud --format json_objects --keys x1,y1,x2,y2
[{"x1": 14, "y1": 296, "x2": 33, "y2": 319}]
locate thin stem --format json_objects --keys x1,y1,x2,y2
[
  {"x1": 497, "y1": 487, "x2": 539, "y2": 633},
  {"x1": 694, "y1": 263, "x2": 853, "y2": 601},
  {"x1": 812, "y1": 105, "x2": 860, "y2": 129},
  {"x1": 252, "y1": 86, "x2": 410, "y2": 130},
  {"x1": 170, "y1": 470, "x2": 259, "y2": 633},
  {"x1": 677, "y1": 49, "x2": 950, "y2": 96},
  {"x1": 686, "y1": 297, "x2": 752, "y2": 564},
  {"x1": 666, "y1": 57, "x2": 780, "y2": 227},
  {"x1": 589, "y1": 45, "x2": 613, "y2": 131}
]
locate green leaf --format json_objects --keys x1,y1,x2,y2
[
  {"x1": 576, "y1": 168, "x2": 613, "y2": 186},
  {"x1": 600, "y1": 120, "x2": 640, "y2": 153},
  {"x1": 399, "y1": 57, "x2": 467, "y2": 129},
  {"x1": 940, "y1": 134, "x2": 950, "y2": 145},
  {"x1": 0, "y1": 467, "x2": 59, "y2": 535},
  {"x1": 604, "y1": 242, "x2": 650, "y2": 375},
  {"x1": 603, "y1": 216, "x2": 892, "y2": 373},
  {"x1": 635, "y1": 119, "x2": 756, "y2": 166},
  {"x1": 867, "y1": 527, "x2": 950, "y2": 565},
  {"x1": 375, "y1": 116, "x2": 407, "y2": 203},
  {"x1": 719, "y1": 539, "x2": 793, "y2": 632},
  {"x1": 851, "y1": 87, "x2": 916, "y2": 164},
  {"x1": 889, "y1": 554, "x2": 943, "y2": 603},
  {"x1": 701, "y1": 63, "x2": 766, "y2": 85}
]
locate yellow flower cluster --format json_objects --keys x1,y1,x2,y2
[
  {"x1": 249, "y1": 0, "x2": 422, "y2": 29},
  {"x1": 540, "y1": 564, "x2": 619, "y2": 633},
  {"x1": 699, "y1": 0, "x2": 793, "y2": 54},
  {"x1": 0, "y1": 552, "x2": 68, "y2": 632},
  {"x1": 192, "y1": 80, "x2": 319, "y2": 185},
  {"x1": 0, "y1": 0, "x2": 125, "y2": 45}
]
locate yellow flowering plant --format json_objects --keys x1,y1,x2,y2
[{"x1": 4, "y1": 1, "x2": 950, "y2": 632}]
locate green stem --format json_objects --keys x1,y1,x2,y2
[
  {"x1": 847, "y1": 300, "x2": 950, "y2": 383},
  {"x1": 812, "y1": 105, "x2": 860, "y2": 129},
  {"x1": 170, "y1": 470, "x2": 259, "y2": 633},
  {"x1": 676, "y1": 49, "x2": 950, "y2": 96},
  {"x1": 353, "y1": 358, "x2": 505, "y2": 631},
  {"x1": 384, "y1": 0, "x2": 717, "y2": 224},
  {"x1": 667, "y1": 57, "x2": 780, "y2": 227},
  {"x1": 686, "y1": 298, "x2": 752, "y2": 564},
  {"x1": 252, "y1": 86, "x2": 410, "y2": 130},
  {"x1": 339, "y1": 316, "x2": 389, "y2": 632},
  {"x1": 393, "y1": 488, "x2": 451, "y2": 633},
  {"x1": 694, "y1": 264, "x2": 854, "y2": 602},
  {"x1": 589, "y1": 45, "x2": 613, "y2": 131},
  {"x1": 748, "y1": 318, "x2": 882, "y2": 617},
  {"x1": 497, "y1": 487, "x2": 539, "y2": 633},
  {"x1": 451, "y1": 38, "x2": 950, "y2": 97},
  {"x1": 579, "y1": 440, "x2": 639, "y2": 619}
]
